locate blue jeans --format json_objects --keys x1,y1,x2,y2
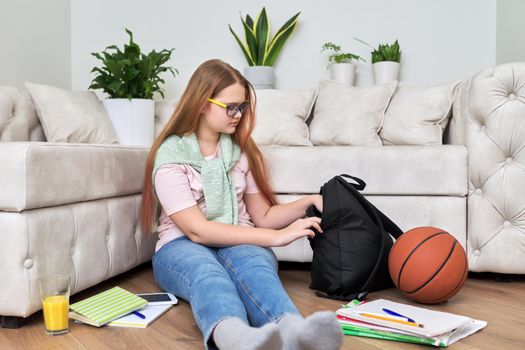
[{"x1": 152, "y1": 236, "x2": 300, "y2": 349}]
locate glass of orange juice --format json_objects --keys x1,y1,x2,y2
[{"x1": 38, "y1": 274, "x2": 70, "y2": 335}]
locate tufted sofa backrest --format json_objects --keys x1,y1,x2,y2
[{"x1": 0, "y1": 86, "x2": 45, "y2": 142}]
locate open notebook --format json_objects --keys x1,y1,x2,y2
[
  {"x1": 108, "y1": 304, "x2": 173, "y2": 328},
  {"x1": 337, "y1": 299, "x2": 486, "y2": 346}
]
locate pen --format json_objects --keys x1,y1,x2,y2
[
  {"x1": 353, "y1": 312, "x2": 407, "y2": 321},
  {"x1": 357, "y1": 312, "x2": 424, "y2": 328},
  {"x1": 382, "y1": 308, "x2": 415, "y2": 323},
  {"x1": 132, "y1": 310, "x2": 146, "y2": 319}
]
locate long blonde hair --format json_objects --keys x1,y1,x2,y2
[{"x1": 140, "y1": 59, "x2": 277, "y2": 234}]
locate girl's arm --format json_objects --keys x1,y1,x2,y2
[
  {"x1": 169, "y1": 205, "x2": 322, "y2": 247},
  {"x1": 244, "y1": 193, "x2": 323, "y2": 229}
]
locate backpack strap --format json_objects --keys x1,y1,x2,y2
[
  {"x1": 335, "y1": 175, "x2": 396, "y2": 300},
  {"x1": 339, "y1": 174, "x2": 366, "y2": 190},
  {"x1": 374, "y1": 207, "x2": 403, "y2": 239},
  {"x1": 338, "y1": 174, "x2": 403, "y2": 239}
]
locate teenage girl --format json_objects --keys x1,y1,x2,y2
[{"x1": 141, "y1": 59, "x2": 343, "y2": 350}]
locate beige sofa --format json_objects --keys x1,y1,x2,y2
[
  {"x1": 269, "y1": 63, "x2": 525, "y2": 275},
  {"x1": 1, "y1": 62, "x2": 523, "y2": 326}
]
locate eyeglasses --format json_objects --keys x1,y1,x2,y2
[{"x1": 208, "y1": 98, "x2": 249, "y2": 118}]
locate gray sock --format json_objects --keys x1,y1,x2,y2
[
  {"x1": 213, "y1": 317, "x2": 283, "y2": 350},
  {"x1": 277, "y1": 311, "x2": 343, "y2": 350}
]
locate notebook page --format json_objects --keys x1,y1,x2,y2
[
  {"x1": 108, "y1": 304, "x2": 173, "y2": 328},
  {"x1": 338, "y1": 317, "x2": 417, "y2": 336},
  {"x1": 338, "y1": 299, "x2": 472, "y2": 337}
]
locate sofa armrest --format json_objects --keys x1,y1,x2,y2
[
  {"x1": 454, "y1": 63, "x2": 525, "y2": 273},
  {"x1": 0, "y1": 142, "x2": 149, "y2": 212}
]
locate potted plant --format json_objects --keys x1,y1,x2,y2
[
  {"x1": 229, "y1": 7, "x2": 300, "y2": 89},
  {"x1": 90, "y1": 28, "x2": 177, "y2": 146},
  {"x1": 355, "y1": 38, "x2": 402, "y2": 84},
  {"x1": 321, "y1": 42, "x2": 365, "y2": 86}
]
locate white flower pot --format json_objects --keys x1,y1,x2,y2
[
  {"x1": 330, "y1": 63, "x2": 356, "y2": 86},
  {"x1": 243, "y1": 66, "x2": 275, "y2": 89},
  {"x1": 373, "y1": 61, "x2": 400, "y2": 84},
  {"x1": 103, "y1": 99, "x2": 155, "y2": 147}
]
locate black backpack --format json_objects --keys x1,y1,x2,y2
[{"x1": 306, "y1": 174, "x2": 403, "y2": 301}]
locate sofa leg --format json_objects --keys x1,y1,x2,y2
[{"x1": 0, "y1": 315, "x2": 34, "y2": 328}]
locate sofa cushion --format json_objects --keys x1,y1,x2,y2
[
  {"x1": 0, "y1": 86, "x2": 45, "y2": 142},
  {"x1": 261, "y1": 145, "x2": 468, "y2": 196},
  {"x1": 25, "y1": 82, "x2": 118, "y2": 144},
  {"x1": 252, "y1": 89, "x2": 315, "y2": 146},
  {"x1": 0, "y1": 143, "x2": 148, "y2": 212},
  {"x1": 309, "y1": 80, "x2": 397, "y2": 146},
  {"x1": 380, "y1": 81, "x2": 460, "y2": 145},
  {"x1": 272, "y1": 194, "x2": 467, "y2": 262},
  {"x1": 155, "y1": 99, "x2": 177, "y2": 137}
]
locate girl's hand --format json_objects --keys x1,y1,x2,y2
[
  {"x1": 312, "y1": 194, "x2": 323, "y2": 213},
  {"x1": 274, "y1": 217, "x2": 323, "y2": 247}
]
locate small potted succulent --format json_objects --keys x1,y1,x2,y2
[
  {"x1": 90, "y1": 29, "x2": 177, "y2": 146},
  {"x1": 321, "y1": 42, "x2": 365, "y2": 86},
  {"x1": 355, "y1": 38, "x2": 402, "y2": 84},
  {"x1": 229, "y1": 7, "x2": 300, "y2": 89}
]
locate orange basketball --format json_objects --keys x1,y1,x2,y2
[{"x1": 388, "y1": 226, "x2": 468, "y2": 304}]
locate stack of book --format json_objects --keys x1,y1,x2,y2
[
  {"x1": 336, "y1": 299, "x2": 487, "y2": 347},
  {"x1": 69, "y1": 286, "x2": 176, "y2": 328}
]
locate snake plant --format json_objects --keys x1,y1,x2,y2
[{"x1": 229, "y1": 7, "x2": 300, "y2": 66}]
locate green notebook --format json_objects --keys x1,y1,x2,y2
[
  {"x1": 341, "y1": 324, "x2": 445, "y2": 347},
  {"x1": 69, "y1": 286, "x2": 148, "y2": 327}
]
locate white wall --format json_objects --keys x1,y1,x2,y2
[
  {"x1": 497, "y1": 0, "x2": 525, "y2": 64},
  {"x1": 71, "y1": 0, "x2": 497, "y2": 100},
  {"x1": 0, "y1": 0, "x2": 71, "y2": 89}
]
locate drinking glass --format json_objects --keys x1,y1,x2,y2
[{"x1": 38, "y1": 274, "x2": 70, "y2": 335}]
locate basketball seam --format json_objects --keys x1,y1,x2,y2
[
  {"x1": 404, "y1": 240, "x2": 458, "y2": 295},
  {"x1": 396, "y1": 232, "x2": 447, "y2": 289},
  {"x1": 424, "y1": 249, "x2": 468, "y2": 303}
]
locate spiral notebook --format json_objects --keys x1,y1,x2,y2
[
  {"x1": 69, "y1": 286, "x2": 148, "y2": 327},
  {"x1": 337, "y1": 299, "x2": 486, "y2": 346}
]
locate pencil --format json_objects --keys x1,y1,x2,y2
[{"x1": 358, "y1": 312, "x2": 425, "y2": 328}]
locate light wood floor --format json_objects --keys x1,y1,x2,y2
[{"x1": 1, "y1": 262, "x2": 524, "y2": 350}]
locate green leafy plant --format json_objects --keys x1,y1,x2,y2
[
  {"x1": 229, "y1": 7, "x2": 300, "y2": 66},
  {"x1": 321, "y1": 42, "x2": 365, "y2": 68},
  {"x1": 354, "y1": 38, "x2": 402, "y2": 63},
  {"x1": 89, "y1": 29, "x2": 178, "y2": 99}
]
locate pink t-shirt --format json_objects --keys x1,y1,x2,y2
[{"x1": 154, "y1": 148, "x2": 259, "y2": 251}]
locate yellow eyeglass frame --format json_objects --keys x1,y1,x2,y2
[
  {"x1": 207, "y1": 98, "x2": 249, "y2": 118},
  {"x1": 208, "y1": 98, "x2": 228, "y2": 108}
]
